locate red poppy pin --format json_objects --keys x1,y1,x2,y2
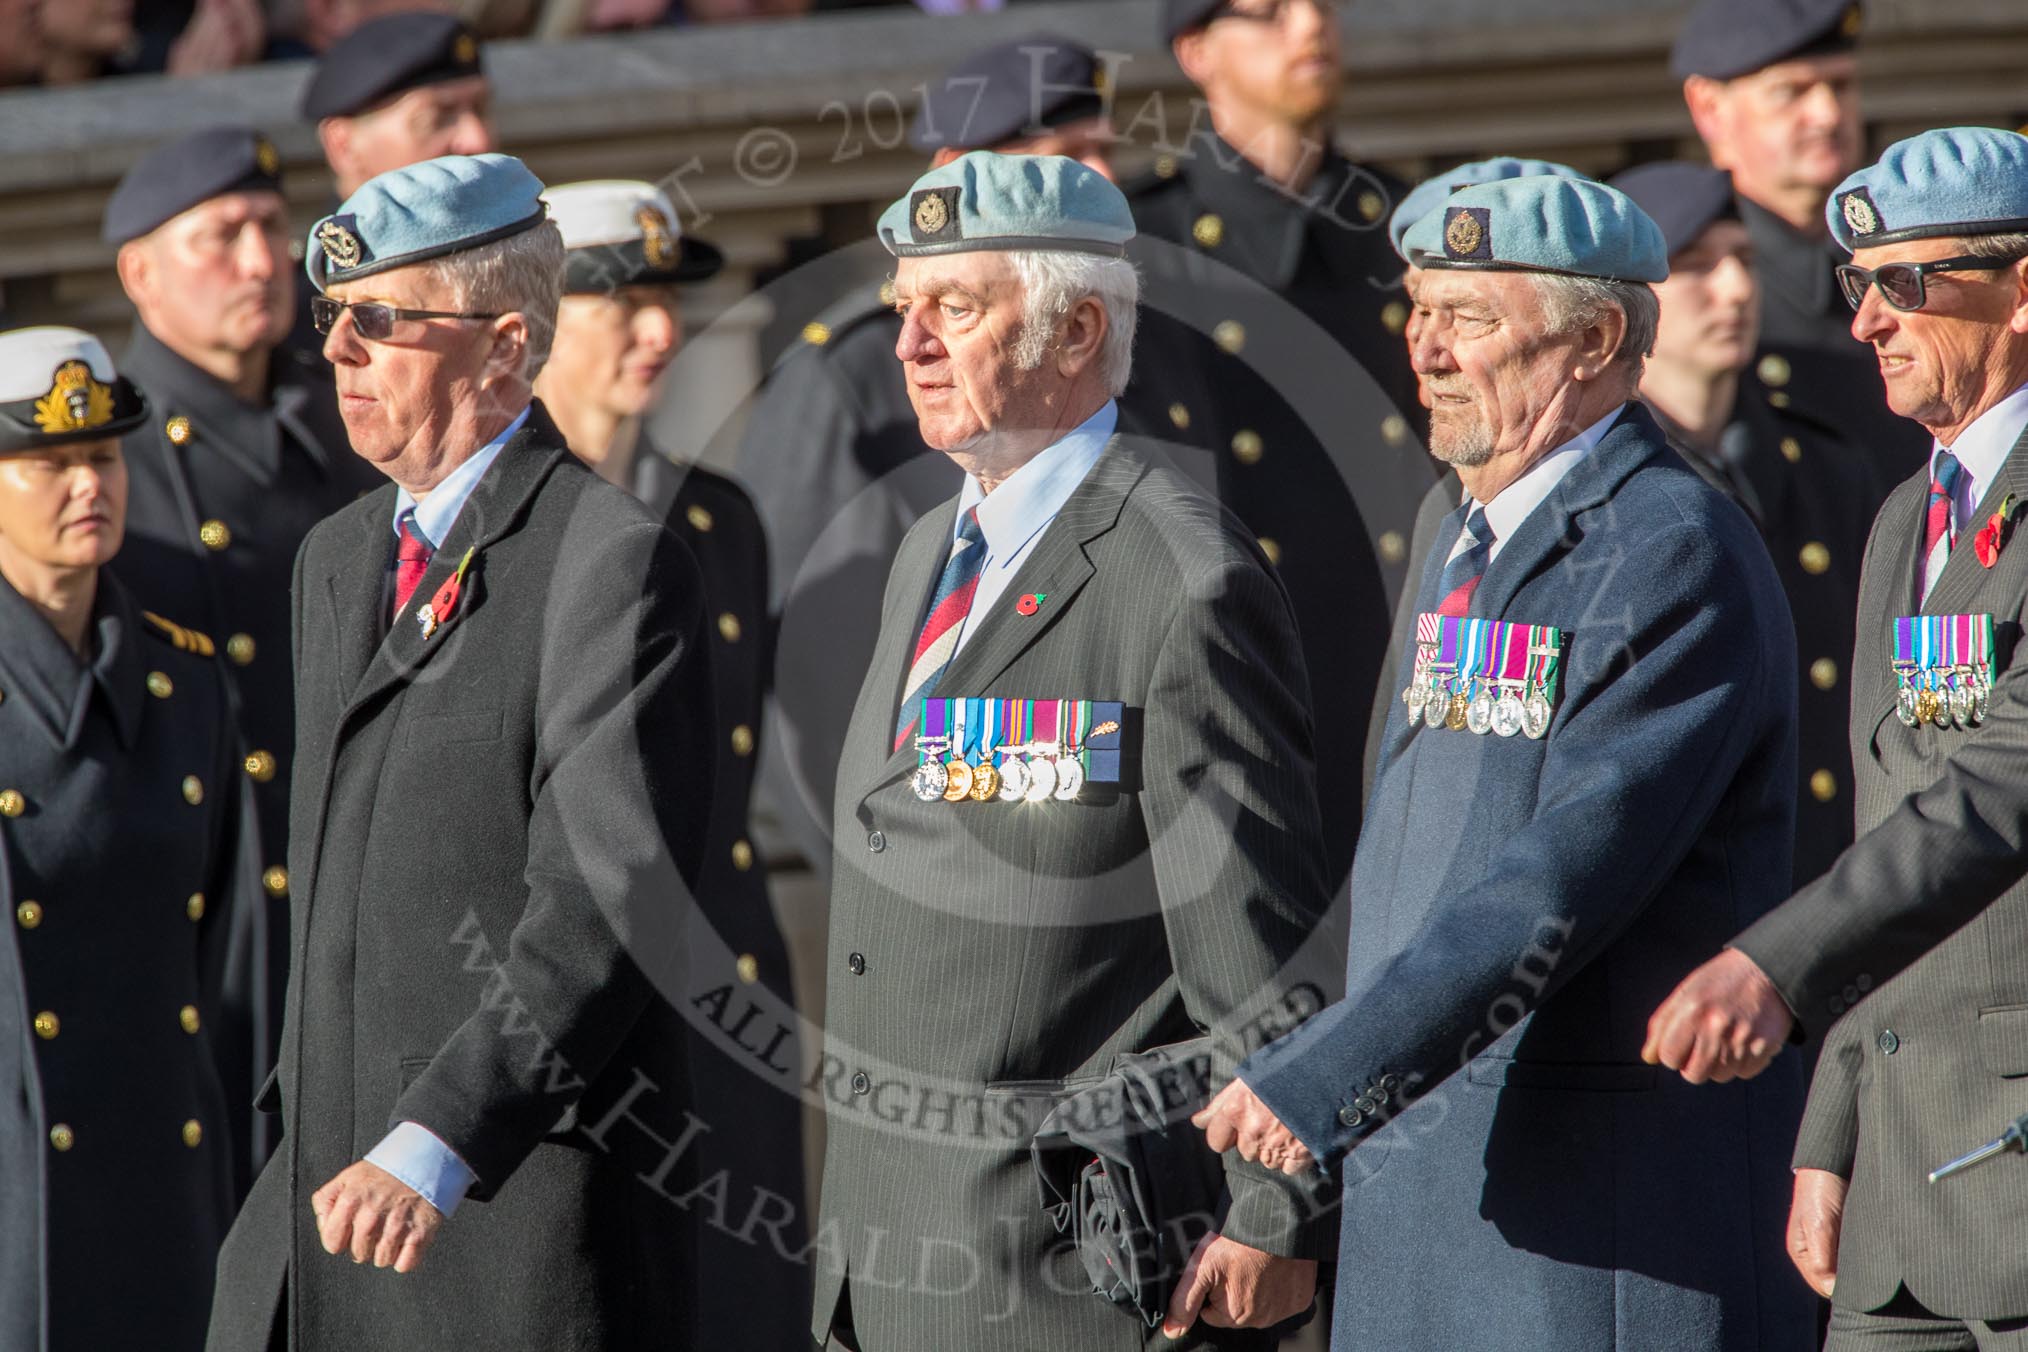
[
  {"x1": 418, "y1": 547, "x2": 476, "y2": 639},
  {"x1": 1016, "y1": 592, "x2": 1047, "y2": 616},
  {"x1": 1974, "y1": 494, "x2": 2022, "y2": 569}
]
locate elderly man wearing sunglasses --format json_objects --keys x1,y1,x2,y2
[
  {"x1": 208, "y1": 153, "x2": 720, "y2": 1352},
  {"x1": 1643, "y1": 125, "x2": 2028, "y2": 1349}
]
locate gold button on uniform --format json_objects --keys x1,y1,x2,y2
[
  {"x1": 166, "y1": 415, "x2": 192, "y2": 446},
  {"x1": 1231, "y1": 430, "x2": 1263, "y2": 465},
  {"x1": 1192, "y1": 213, "x2": 1224, "y2": 248},
  {"x1": 1154, "y1": 154, "x2": 1178, "y2": 179},
  {"x1": 0, "y1": 789, "x2": 25, "y2": 817},
  {"x1": 731, "y1": 725, "x2": 755, "y2": 757},
  {"x1": 1167, "y1": 403, "x2": 1190, "y2": 431},
  {"x1": 1780, "y1": 437, "x2": 1802, "y2": 464},
  {"x1": 187, "y1": 892, "x2": 206, "y2": 921},
  {"x1": 1769, "y1": 391, "x2": 1791, "y2": 409},
  {"x1": 198, "y1": 519, "x2": 231, "y2": 551},
  {"x1": 717, "y1": 613, "x2": 742, "y2": 643},
  {"x1": 1810, "y1": 769, "x2": 1838, "y2": 802},
  {"x1": 1258, "y1": 537, "x2": 1282, "y2": 567},
  {"x1": 1213, "y1": 321, "x2": 1245, "y2": 355},
  {"x1": 1757, "y1": 353, "x2": 1791, "y2": 387},
  {"x1": 181, "y1": 775, "x2": 204, "y2": 805},
  {"x1": 1379, "y1": 531, "x2": 1407, "y2": 564},
  {"x1": 33, "y1": 1011, "x2": 58, "y2": 1040},
  {"x1": 179, "y1": 1005, "x2": 201, "y2": 1034},
  {"x1": 1810, "y1": 658, "x2": 1839, "y2": 691},
  {"x1": 685, "y1": 505, "x2": 714, "y2": 533},
  {"x1": 1381, "y1": 415, "x2": 1409, "y2": 446},
  {"x1": 801, "y1": 321, "x2": 831, "y2": 347},
  {"x1": 1381, "y1": 301, "x2": 1408, "y2": 335},
  {"x1": 49, "y1": 1124, "x2": 73, "y2": 1152},
  {"x1": 244, "y1": 750, "x2": 277, "y2": 783},
  {"x1": 225, "y1": 633, "x2": 256, "y2": 666},
  {"x1": 262, "y1": 867, "x2": 288, "y2": 898},
  {"x1": 17, "y1": 900, "x2": 41, "y2": 930},
  {"x1": 736, "y1": 953, "x2": 760, "y2": 985},
  {"x1": 1799, "y1": 542, "x2": 1830, "y2": 575},
  {"x1": 146, "y1": 671, "x2": 173, "y2": 699},
  {"x1": 1357, "y1": 191, "x2": 1385, "y2": 223},
  {"x1": 182, "y1": 1120, "x2": 203, "y2": 1148},
  {"x1": 731, "y1": 839, "x2": 754, "y2": 872}
]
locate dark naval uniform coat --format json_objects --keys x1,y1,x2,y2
[
  {"x1": 1123, "y1": 135, "x2": 1437, "y2": 889},
  {"x1": 735, "y1": 282, "x2": 960, "y2": 876},
  {"x1": 0, "y1": 572, "x2": 249, "y2": 1352},
  {"x1": 633, "y1": 442, "x2": 812, "y2": 1350},
  {"x1": 1738, "y1": 414, "x2": 2028, "y2": 1322},
  {"x1": 204, "y1": 406, "x2": 721, "y2": 1351},
  {"x1": 1657, "y1": 378, "x2": 1896, "y2": 888},
  {"x1": 813, "y1": 434, "x2": 1335, "y2": 1352},
  {"x1": 116, "y1": 323, "x2": 380, "y2": 1167},
  {"x1": 1243, "y1": 405, "x2": 1815, "y2": 1351}
]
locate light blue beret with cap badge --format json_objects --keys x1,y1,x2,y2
[
  {"x1": 878, "y1": 150, "x2": 1134, "y2": 259},
  {"x1": 1389, "y1": 157, "x2": 1588, "y2": 259},
  {"x1": 1402, "y1": 175, "x2": 1669, "y2": 284},
  {"x1": 307, "y1": 152, "x2": 548, "y2": 293},
  {"x1": 1827, "y1": 126, "x2": 2028, "y2": 253}
]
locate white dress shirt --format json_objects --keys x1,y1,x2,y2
[
  {"x1": 1449, "y1": 405, "x2": 1625, "y2": 566},
  {"x1": 1931, "y1": 382, "x2": 2028, "y2": 533}
]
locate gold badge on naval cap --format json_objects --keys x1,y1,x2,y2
[
  {"x1": 636, "y1": 204, "x2": 675, "y2": 270},
  {"x1": 32, "y1": 360, "x2": 113, "y2": 434},
  {"x1": 254, "y1": 136, "x2": 279, "y2": 177},
  {"x1": 317, "y1": 219, "x2": 364, "y2": 270},
  {"x1": 1841, "y1": 189, "x2": 1881, "y2": 238},
  {"x1": 454, "y1": 32, "x2": 478, "y2": 64}
]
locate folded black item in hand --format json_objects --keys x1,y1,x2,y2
[{"x1": 1031, "y1": 1039, "x2": 1225, "y2": 1328}]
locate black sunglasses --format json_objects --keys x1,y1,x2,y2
[
  {"x1": 1835, "y1": 253, "x2": 2028, "y2": 313},
  {"x1": 311, "y1": 295, "x2": 501, "y2": 340}
]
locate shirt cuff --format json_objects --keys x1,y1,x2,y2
[{"x1": 365, "y1": 1121, "x2": 478, "y2": 1217}]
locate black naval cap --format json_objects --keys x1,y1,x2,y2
[
  {"x1": 908, "y1": 34, "x2": 1106, "y2": 154},
  {"x1": 1161, "y1": 0, "x2": 1224, "y2": 42},
  {"x1": 300, "y1": 11, "x2": 483, "y2": 121},
  {"x1": 1670, "y1": 0, "x2": 1862, "y2": 81},
  {"x1": 1608, "y1": 162, "x2": 1739, "y2": 258},
  {"x1": 102, "y1": 126, "x2": 284, "y2": 246}
]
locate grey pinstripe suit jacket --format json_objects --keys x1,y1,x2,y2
[
  {"x1": 1739, "y1": 418, "x2": 2028, "y2": 1318},
  {"x1": 810, "y1": 435, "x2": 1337, "y2": 1351}
]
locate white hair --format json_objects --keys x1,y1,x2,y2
[
  {"x1": 1964, "y1": 232, "x2": 2028, "y2": 263},
  {"x1": 1005, "y1": 249, "x2": 1140, "y2": 398},
  {"x1": 1527, "y1": 273, "x2": 1659, "y2": 385},
  {"x1": 430, "y1": 219, "x2": 566, "y2": 380}
]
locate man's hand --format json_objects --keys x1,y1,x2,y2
[
  {"x1": 1161, "y1": 1232, "x2": 1317, "y2": 1337},
  {"x1": 1641, "y1": 947, "x2": 1795, "y2": 1084},
  {"x1": 310, "y1": 1160, "x2": 444, "y2": 1274},
  {"x1": 1192, "y1": 1078, "x2": 1315, "y2": 1176},
  {"x1": 1788, "y1": 1168, "x2": 1846, "y2": 1298}
]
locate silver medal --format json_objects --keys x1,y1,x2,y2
[
  {"x1": 996, "y1": 755, "x2": 1029, "y2": 802},
  {"x1": 1492, "y1": 692, "x2": 1525, "y2": 738},
  {"x1": 1896, "y1": 685, "x2": 1919, "y2": 727},
  {"x1": 1023, "y1": 755, "x2": 1058, "y2": 802},
  {"x1": 1951, "y1": 682, "x2": 1976, "y2": 727},
  {"x1": 911, "y1": 761, "x2": 948, "y2": 802},
  {"x1": 1466, "y1": 690, "x2": 1494, "y2": 735},
  {"x1": 1975, "y1": 680, "x2": 1992, "y2": 723},
  {"x1": 1053, "y1": 756, "x2": 1084, "y2": 801},
  {"x1": 1522, "y1": 690, "x2": 1552, "y2": 740},
  {"x1": 1404, "y1": 680, "x2": 1426, "y2": 722},
  {"x1": 1930, "y1": 687, "x2": 1953, "y2": 729}
]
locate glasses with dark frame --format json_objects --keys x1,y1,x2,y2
[
  {"x1": 310, "y1": 295, "x2": 501, "y2": 340},
  {"x1": 1835, "y1": 253, "x2": 2028, "y2": 313}
]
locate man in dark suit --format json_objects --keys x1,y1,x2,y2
[
  {"x1": 106, "y1": 128, "x2": 383, "y2": 1175},
  {"x1": 812, "y1": 151, "x2": 1333, "y2": 1351},
  {"x1": 739, "y1": 33, "x2": 1118, "y2": 879},
  {"x1": 0, "y1": 326, "x2": 253, "y2": 1352},
  {"x1": 1644, "y1": 127, "x2": 2028, "y2": 1346},
  {"x1": 1613, "y1": 160, "x2": 1894, "y2": 889},
  {"x1": 1198, "y1": 175, "x2": 1814, "y2": 1350},
  {"x1": 204, "y1": 154, "x2": 717, "y2": 1351}
]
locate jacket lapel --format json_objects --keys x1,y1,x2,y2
[
  {"x1": 336, "y1": 408, "x2": 566, "y2": 717},
  {"x1": 1858, "y1": 483, "x2": 1926, "y2": 739},
  {"x1": 1923, "y1": 420, "x2": 2028, "y2": 618}
]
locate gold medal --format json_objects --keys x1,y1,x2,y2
[
  {"x1": 1445, "y1": 694, "x2": 1468, "y2": 732},
  {"x1": 968, "y1": 761, "x2": 1000, "y2": 801},
  {"x1": 942, "y1": 758, "x2": 973, "y2": 802},
  {"x1": 1914, "y1": 688, "x2": 1939, "y2": 726}
]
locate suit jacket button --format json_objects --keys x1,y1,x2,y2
[
  {"x1": 1877, "y1": 1029, "x2": 1900, "y2": 1055},
  {"x1": 867, "y1": 830, "x2": 886, "y2": 853},
  {"x1": 1829, "y1": 996, "x2": 1846, "y2": 1015},
  {"x1": 1337, "y1": 1105, "x2": 1363, "y2": 1129},
  {"x1": 850, "y1": 1072, "x2": 870, "y2": 1095},
  {"x1": 1379, "y1": 1073, "x2": 1401, "y2": 1094},
  {"x1": 848, "y1": 952, "x2": 866, "y2": 976}
]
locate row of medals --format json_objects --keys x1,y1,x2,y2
[
  {"x1": 913, "y1": 740, "x2": 1086, "y2": 803},
  {"x1": 1896, "y1": 670, "x2": 1989, "y2": 729},
  {"x1": 1405, "y1": 676, "x2": 1553, "y2": 740}
]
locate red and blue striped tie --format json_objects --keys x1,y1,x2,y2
[
  {"x1": 1436, "y1": 506, "x2": 1495, "y2": 618},
  {"x1": 894, "y1": 507, "x2": 986, "y2": 750},
  {"x1": 1921, "y1": 450, "x2": 1963, "y2": 602}
]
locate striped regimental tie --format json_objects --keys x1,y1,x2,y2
[
  {"x1": 1921, "y1": 449, "x2": 1964, "y2": 603},
  {"x1": 894, "y1": 507, "x2": 987, "y2": 751},
  {"x1": 1436, "y1": 506, "x2": 1495, "y2": 618}
]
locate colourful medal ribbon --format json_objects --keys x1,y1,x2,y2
[
  {"x1": 1065, "y1": 698, "x2": 1089, "y2": 771},
  {"x1": 1034, "y1": 697, "x2": 1059, "y2": 751},
  {"x1": 962, "y1": 698, "x2": 986, "y2": 764},
  {"x1": 1529, "y1": 625, "x2": 1563, "y2": 703},
  {"x1": 949, "y1": 698, "x2": 967, "y2": 761},
  {"x1": 1459, "y1": 618, "x2": 1490, "y2": 699},
  {"x1": 1495, "y1": 621, "x2": 1530, "y2": 686},
  {"x1": 921, "y1": 699, "x2": 948, "y2": 764}
]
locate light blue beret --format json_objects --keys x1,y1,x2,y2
[
  {"x1": 1402, "y1": 175, "x2": 1668, "y2": 284},
  {"x1": 1827, "y1": 127, "x2": 2028, "y2": 253},
  {"x1": 1389, "y1": 157, "x2": 1587, "y2": 259},
  {"x1": 877, "y1": 151, "x2": 1134, "y2": 258},
  {"x1": 307, "y1": 152, "x2": 548, "y2": 292}
]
